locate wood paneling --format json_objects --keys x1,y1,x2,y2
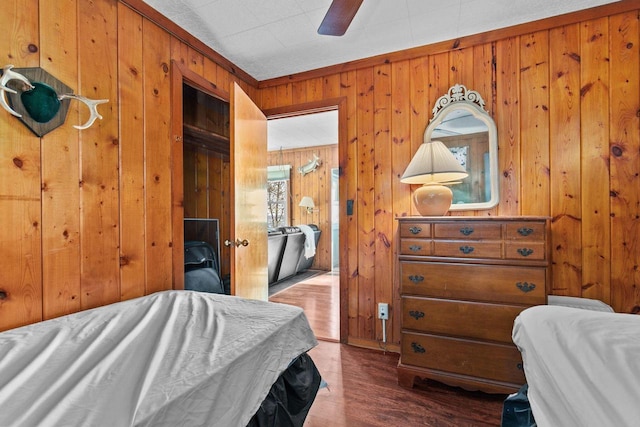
[
  {"x1": 77, "y1": 0, "x2": 120, "y2": 310},
  {"x1": 258, "y1": 6, "x2": 640, "y2": 347},
  {"x1": 118, "y1": 3, "x2": 146, "y2": 301},
  {"x1": 0, "y1": 0, "x2": 251, "y2": 331},
  {"x1": 356, "y1": 67, "x2": 375, "y2": 339},
  {"x1": 519, "y1": 31, "x2": 550, "y2": 217},
  {"x1": 267, "y1": 144, "x2": 338, "y2": 271},
  {"x1": 580, "y1": 17, "x2": 611, "y2": 303},
  {"x1": 373, "y1": 63, "x2": 393, "y2": 345},
  {"x1": 496, "y1": 37, "x2": 521, "y2": 217},
  {"x1": 41, "y1": 0, "x2": 81, "y2": 318},
  {"x1": 549, "y1": 24, "x2": 582, "y2": 297},
  {"x1": 609, "y1": 11, "x2": 640, "y2": 313},
  {"x1": 141, "y1": 19, "x2": 172, "y2": 296},
  {"x1": 1, "y1": 1, "x2": 41, "y2": 330}
]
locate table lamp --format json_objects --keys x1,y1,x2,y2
[{"x1": 400, "y1": 140, "x2": 468, "y2": 216}]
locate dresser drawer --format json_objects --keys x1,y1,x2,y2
[
  {"x1": 505, "y1": 222, "x2": 546, "y2": 241},
  {"x1": 434, "y1": 222, "x2": 502, "y2": 240},
  {"x1": 401, "y1": 332, "x2": 526, "y2": 385},
  {"x1": 400, "y1": 223, "x2": 431, "y2": 238},
  {"x1": 505, "y1": 242, "x2": 546, "y2": 261},
  {"x1": 400, "y1": 239, "x2": 432, "y2": 256},
  {"x1": 433, "y1": 241, "x2": 502, "y2": 258},
  {"x1": 402, "y1": 297, "x2": 526, "y2": 343},
  {"x1": 400, "y1": 261, "x2": 546, "y2": 304}
]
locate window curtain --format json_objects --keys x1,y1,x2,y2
[{"x1": 267, "y1": 165, "x2": 291, "y2": 181}]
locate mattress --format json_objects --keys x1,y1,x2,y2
[
  {"x1": 0, "y1": 290, "x2": 318, "y2": 427},
  {"x1": 512, "y1": 305, "x2": 640, "y2": 427}
]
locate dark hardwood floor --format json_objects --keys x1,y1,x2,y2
[
  {"x1": 270, "y1": 272, "x2": 506, "y2": 426},
  {"x1": 306, "y1": 341, "x2": 505, "y2": 426}
]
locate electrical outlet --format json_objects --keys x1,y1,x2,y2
[{"x1": 377, "y1": 302, "x2": 389, "y2": 320}]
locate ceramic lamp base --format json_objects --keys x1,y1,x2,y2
[{"x1": 413, "y1": 184, "x2": 453, "y2": 216}]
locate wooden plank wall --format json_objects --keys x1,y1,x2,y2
[
  {"x1": 0, "y1": 0, "x2": 256, "y2": 331},
  {"x1": 0, "y1": 0, "x2": 638, "y2": 350},
  {"x1": 258, "y1": 7, "x2": 640, "y2": 347},
  {"x1": 267, "y1": 144, "x2": 339, "y2": 271}
]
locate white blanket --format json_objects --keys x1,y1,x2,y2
[
  {"x1": 512, "y1": 305, "x2": 640, "y2": 427},
  {"x1": 0, "y1": 290, "x2": 317, "y2": 427},
  {"x1": 298, "y1": 224, "x2": 316, "y2": 259}
]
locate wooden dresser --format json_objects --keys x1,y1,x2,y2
[{"x1": 397, "y1": 216, "x2": 550, "y2": 394}]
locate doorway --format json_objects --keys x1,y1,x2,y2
[
  {"x1": 171, "y1": 62, "x2": 269, "y2": 299},
  {"x1": 266, "y1": 109, "x2": 340, "y2": 341}
]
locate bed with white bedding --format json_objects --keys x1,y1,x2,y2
[
  {"x1": 0, "y1": 290, "x2": 319, "y2": 427},
  {"x1": 512, "y1": 305, "x2": 640, "y2": 427}
]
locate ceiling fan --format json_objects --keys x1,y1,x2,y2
[{"x1": 317, "y1": 0, "x2": 364, "y2": 36}]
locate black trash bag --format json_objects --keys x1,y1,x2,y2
[
  {"x1": 501, "y1": 383, "x2": 536, "y2": 427},
  {"x1": 247, "y1": 353, "x2": 322, "y2": 427}
]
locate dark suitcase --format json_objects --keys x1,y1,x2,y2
[{"x1": 184, "y1": 241, "x2": 224, "y2": 294}]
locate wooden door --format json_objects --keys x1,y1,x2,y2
[{"x1": 229, "y1": 82, "x2": 268, "y2": 300}]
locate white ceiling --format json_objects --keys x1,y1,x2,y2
[
  {"x1": 267, "y1": 110, "x2": 338, "y2": 151},
  {"x1": 141, "y1": 0, "x2": 619, "y2": 151},
  {"x1": 142, "y1": 0, "x2": 619, "y2": 81}
]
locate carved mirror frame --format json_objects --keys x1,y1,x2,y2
[{"x1": 425, "y1": 84, "x2": 499, "y2": 211}]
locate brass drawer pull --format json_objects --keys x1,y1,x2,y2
[
  {"x1": 411, "y1": 342, "x2": 426, "y2": 354},
  {"x1": 409, "y1": 226, "x2": 422, "y2": 235},
  {"x1": 517, "y1": 248, "x2": 534, "y2": 257},
  {"x1": 408, "y1": 275, "x2": 424, "y2": 283},
  {"x1": 516, "y1": 282, "x2": 536, "y2": 293},
  {"x1": 459, "y1": 245, "x2": 475, "y2": 254},
  {"x1": 409, "y1": 310, "x2": 425, "y2": 320},
  {"x1": 459, "y1": 226, "x2": 474, "y2": 236},
  {"x1": 517, "y1": 227, "x2": 534, "y2": 236},
  {"x1": 409, "y1": 245, "x2": 422, "y2": 252}
]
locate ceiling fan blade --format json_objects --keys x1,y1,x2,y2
[{"x1": 317, "y1": 0, "x2": 364, "y2": 36}]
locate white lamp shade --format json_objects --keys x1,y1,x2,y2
[
  {"x1": 299, "y1": 196, "x2": 315, "y2": 209},
  {"x1": 400, "y1": 140, "x2": 468, "y2": 184}
]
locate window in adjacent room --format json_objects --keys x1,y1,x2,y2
[{"x1": 267, "y1": 165, "x2": 291, "y2": 228}]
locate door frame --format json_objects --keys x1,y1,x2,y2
[
  {"x1": 263, "y1": 98, "x2": 348, "y2": 343},
  {"x1": 170, "y1": 60, "x2": 231, "y2": 290}
]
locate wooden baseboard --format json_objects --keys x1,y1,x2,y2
[{"x1": 347, "y1": 337, "x2": 400, "y2": 353}]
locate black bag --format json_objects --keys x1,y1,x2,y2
[
  {"x1": 501, "y1": 384, "x2": 536, "y2": 427},
  {"x1": 246, "y1": 353, "x2": 321, "y2": 427},
  {"x1": 184, "y1": 241, "x2": 224, "y2": 294}
]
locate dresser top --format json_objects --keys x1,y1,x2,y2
[{"x1": 397, "y1": 216, "x2": 550, "y2": 222}]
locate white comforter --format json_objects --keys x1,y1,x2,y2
[
  {"x1": 0, "y1": 290, "x2": 317, "y2": 427},
  {"x1": 512, "y1": 305, "x2": 640, "y2": 427}
]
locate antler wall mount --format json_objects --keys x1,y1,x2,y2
[{"x1": 0, "y1": 65, "x2": 108, "y2": 137}]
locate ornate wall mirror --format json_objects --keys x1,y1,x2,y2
[{"x1": 426, "y1": 84, "x2": 499, "y2": 210}]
